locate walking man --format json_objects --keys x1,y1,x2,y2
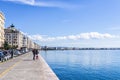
[{"x1": 32, "y1": 49, "x2": 36, "y2": 60}]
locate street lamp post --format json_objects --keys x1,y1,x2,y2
[
  {"x1": 11, "y1": 24, "x2": 15, "y2": 59},
  {"x1": 11, "y1": 30, "x2": 14, "y2": 58}
]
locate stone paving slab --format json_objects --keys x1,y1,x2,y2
[{"x1": 0, "y1": 52, "x2": 59, "y2": 80}]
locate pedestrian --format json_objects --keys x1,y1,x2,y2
[
  {"x1": 35, "y1": 49, "x2": 39, "y2": 60},
  {"x1": 10, "y1": 49, "x2": 14, "y2": 59},
  {"x1": 32, "y1": 49, "x2": 36, "y2": 60}
]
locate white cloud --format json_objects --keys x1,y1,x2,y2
[
  {"x1": 3, "y1": 0, "x2": 35, "y2": 5},
  {"x1": 56, "y1": 36, "x2": 67, "y2": 40},
  {"x1": 3, "y1": 0, "x2": 79, "y2": 9},
  {"x1": 78, "y1": 32, "x2": 116, "y2": 39},
  {"x1": 20, "y1": 31, "x2": 28, "y2": 36},
  {"x1": 29, "y1": 34, "x2": 43, "y2": 40},
  {"x1": 68, "y1": 35, "x2": 78, "y2": 40},
  {"x1": 28, "y1": 32, "x2": 118, "y2": 42}
]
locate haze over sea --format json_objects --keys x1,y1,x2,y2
[{"x1": 40, "y1": 50, "x2": 120, "y2": 80}]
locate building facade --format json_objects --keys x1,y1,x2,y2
[
  {"x1": 34, "y1": 42, "x2": 41, "y2": 49},
  {"x1": 0, "y1": 12, "x2": 5, "y2": 48},
  {"x1": 22, "y1": 35, "x2": 27, "y2": 48},
  {"x1": 4, "y1": 24, "x2": 23, "y2": 49},
  {"x1": 27, "y1": 38, "x2": 34, "y2": 49},
  {"x1": 5, "y1": 25, "x2": 41, "y2": 50}
]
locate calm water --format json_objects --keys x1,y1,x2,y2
[{"x1": 40, "y1": 50, "x2": 120, "y2": 80}]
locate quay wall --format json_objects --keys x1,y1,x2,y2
[{"x1": 38, "y1": 54, "x2": 59, "y2": 80}]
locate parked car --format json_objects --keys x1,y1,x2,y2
[
  {"x1": 0, "y1": 51, "x2": 5, "y2": 62},
  {"x1": 13, "y1": 50, "x2": 22, "y2": 56},
  {"x1": 20, "y1": 50, "x2": 25, "y2": 54},
  {"x1": 3, "y1": 51, "x2": 11, "y2": 60}
]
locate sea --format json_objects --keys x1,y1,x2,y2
[{"x1": 40, "y1": 50, "x2": 120, "y2": 80}]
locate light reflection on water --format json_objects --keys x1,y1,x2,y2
[{"x1": 40, "y1": 50, "x2": 120, "y2": 80}]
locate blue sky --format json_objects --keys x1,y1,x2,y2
[{"x1": 0, "y1": 0, "x2": 120, "y2": 47}]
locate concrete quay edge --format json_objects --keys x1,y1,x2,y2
[{"x1": 38, "y1": 54, "x2": 59, "y2": 80}]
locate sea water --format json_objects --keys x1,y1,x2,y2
[{"x1": 40, "y1": 50, "x2": 120, "y2": 80}]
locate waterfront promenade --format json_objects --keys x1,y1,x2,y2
[{"x1": 0, "y1": 52, "x2": 59, "y2": 80}]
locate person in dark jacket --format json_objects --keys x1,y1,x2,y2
[
  {"x1": 32, "y1": 49, "x2": 36, "y2": 60},
  {"x1": 35, "y1": 49, "x2": 39, "y2": 59},
  {"x1": 10, "y1": 49, "x2": 14, "y2": 59}
]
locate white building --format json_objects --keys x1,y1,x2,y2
[
  {"x1": 22, "y1": 35, "x2": 27, "y2": 48},
  {"x1": 4, "y1": 24, "x2": 23, "y2": 49},
  {"x1": 5, "y1": 24, "x2": 41, "y2": 50},
  {"x1": 34, "y1": 42, "x2": 41, "y2": 49},
  {"x1": 0, "y1": 12, "x2": 5, "y2": 48}
]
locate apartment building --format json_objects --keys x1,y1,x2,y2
[
  {"x1": 0, "y1": 12, "x2": 5, "y2": 48},
  {"x1": 34, "y1": 42, "x2": 41, "y2": 49},
  {"x1": 4, "y1": 24, "x2": 23, "y2": 49},
  {"x1": 27, "y1": 38, "x2": 34, "y2": 49},
  {"x1": 22, "y1": 35, "x2": 27, "y2": 48}
]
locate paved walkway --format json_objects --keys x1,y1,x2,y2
[{"x1": 0, "y1": 52, "x2": 59, "y2": 80}]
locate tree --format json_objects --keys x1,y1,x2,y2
[
  {"x1": 3, "y1": 41, "x2": 11, "y2": 50},
  {"x1": 12, "y1": 45, "x2": 18, "y2": 49}
]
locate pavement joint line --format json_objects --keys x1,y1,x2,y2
[
  {"x1": 0, "y1": 53, "x2": 30, "y2": 78},
  {"x1": 0, "y1": 60, "x2": 22, "y2": 78}
]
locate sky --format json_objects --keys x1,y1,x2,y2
[{"x1": 0, "y1": 0, "x2": 120, "y2": 47}]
